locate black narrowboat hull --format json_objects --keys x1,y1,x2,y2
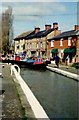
[{"x1": 2, "y1": 59, "x2": 46, "y2": 70}]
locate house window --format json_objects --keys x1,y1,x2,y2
[
  {"x1": 23, "y1": 44, "x2": 25, "y2": 50},
  {"x1": 72, "y1": 39, "x2": 76, "y2": 46},
  {"x1": 60, "y1": 38, "x2": 63, "y2": 46},
  {"x1": 28, "y1": 43, "x2": 30, "y2": 48},
  {"x1": 38, "y1": 42, "x2": 41, "y2": 49},
  {"x1": 30, "y1": 43, "x2": 32, "y2": 48},
  {"x1": 18, "y1": 41, "x2": 20, "y2": 44},
  {"x1": 41, "y1": 42, "x2": 42, "y2": 47},
  {"x1": 51, "y1": 40, "x2": 54, "y2": 47},
  {"x1": 68, "y1": 37, "x2": 72, "y2": 46},
  {"x1": 37, "y1": 43, "x2": 38, "y2": 48},
  {"x1": 16, "y1": 45, "x2": 19, "y2": 49}
]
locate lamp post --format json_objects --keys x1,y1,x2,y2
[
  {"x1": 76, "y1": 2, "x2": 79, "y2": 62},
  {"x1": 45, "y1": 37, "x2": 49, "y2": 59},
  {"x1": 76, "y1": 36, "x2": 79, "y2": 62},
  {"x1": 38, "y1": 38, "x2": 41, "y2": 57}
]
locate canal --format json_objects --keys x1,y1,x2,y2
[{"x1": 21, "y1": 68, "x2": 78, "y2": 119}]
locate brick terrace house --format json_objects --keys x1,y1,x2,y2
[
  {"x1": 48, "y1": 25, "x2": 79, "y2": 65},
  {"x1": 25, "y1": 23, "x2": 60, "y2": 59},
  {"x1": 14, "y1": 23, "x2": 60, "y2": 59}
]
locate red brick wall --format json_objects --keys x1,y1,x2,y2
[{"x1": 47, "y1": 36, "x2": 77, "y2": 58}]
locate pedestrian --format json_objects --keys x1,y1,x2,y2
[
  {"x1": 55, "y1": 55, "x2": 60, "y2": 68},
  {"x1": 66, "y1": 56, "x2": 69, "y2": 69}
]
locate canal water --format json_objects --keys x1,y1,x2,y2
[{"x1": 21, "y1": 68, "x2": 78, "y2": 119}]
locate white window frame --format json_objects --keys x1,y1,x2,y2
[
  {"x1": 60, "y1": 49, "x2": 64, "y2": 58},
  {"x1": 37, "y1": 43, "x2": 38, "y2": 48},
  {"x1": 41, "y1": 42, "x2": 42, "y2": 47},
  {"x1": 68, "y1": 37, "x2": 72, "y2": 46},
  {"x1": 18, "y1": 41, "x2": 20, "y2": 44},
  {"x1": 30, "y1": 43, "x2": 32, "y2": 49},
  {"x1": 16, "y1": 45, "x2": 19, "y2": 49},
  {"x1": 60, "y1": 38, "x2": 63, "y2": 46},
  {"x1": 51, "y1": 40, "x2": 54, "y2": 47}
]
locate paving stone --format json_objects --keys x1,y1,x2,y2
[{"x1": 2, "y1": 64, "x2": 22, "y2": 119}]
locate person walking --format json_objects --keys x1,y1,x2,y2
[
  {"x1": 66, "y1": 55, "x2": 69, "y2": 69},
  {"x1": 55, "y1": 55, "x2": 60, "y2": 68}
]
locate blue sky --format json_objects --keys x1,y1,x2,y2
[{"x1": 1, "y1": 1, "x2": 79, "y2": 38}]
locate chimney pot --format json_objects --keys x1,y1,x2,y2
[
  {"x1": 35, "y1": 27, "x2": 40, "y2": 33},
  {"x1": 45, "y1": 24, "x2": 51, "y2": 31},
  {"x1": 74, "y1": 25, "x2": 79, "y2": 31},
  {"x1": 53, "y1": 22, "x2": 58, "y2": 29}
]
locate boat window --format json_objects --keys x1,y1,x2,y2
[{"x1": 38, "y1": 59, "x2": 40, "y2": 62}]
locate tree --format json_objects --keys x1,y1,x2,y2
[{"x1": 1, "y1": 6, "x2": 13, "y2": 54}]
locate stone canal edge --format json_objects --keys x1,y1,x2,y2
[
  {"x1": 46, "y1": 66, "x2": 79, "y2": 82},
  {"x1": 13, "y1": 76, "x2": 36, "y2": 119},
  {"x1": 11, "y1": 65, "x2": 49, "y2": 119},
  {"x1": 11, "y1": 64, "x2": 79, "y2": 119},
  {"x1": 3, "y1": 63, "x2": 78, "y2": 119}
]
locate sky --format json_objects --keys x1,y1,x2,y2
[{"x1": 0, "y1": 0, "x2": 79, "y2": 39}]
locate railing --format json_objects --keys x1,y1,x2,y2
[{"x1": 11, "y1": 64, "x2": 20, "y2": 75}]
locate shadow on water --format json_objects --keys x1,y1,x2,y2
[{"x1": 21, "y1": 67, "x2": 47, "y2": 73}]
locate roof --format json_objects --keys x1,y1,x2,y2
[
  {"x1": 26, "y1": 28, "x2": 56, "y2": 39},
  {"x1": 48, "y1": 30, "x2": 79, "y2": 40},
  {"x1": 14, "y1": 27, "x2": 58, "y2": 41},
  {"x1": 14, "y1": 30, "x2": 35, "y2": 41}
]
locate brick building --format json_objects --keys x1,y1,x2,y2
[
  {"x1": 14, "y1": 31, "x2": 35, "y2": 53},
  {"x1": 48, "y1": 25, "x2": 79, "y2": 64},
  {"x1": 14, "y1": 23, "x2": 60, "y2": 59}
]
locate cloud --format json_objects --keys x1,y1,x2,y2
[
  {"x1": 12, "y1": 2, "x2": 67, "y2": 16},
  {"x1": 2, "y1": 2, "x2": 77, "y2": 16},
  {"x1": 2, "y1": 2, "x2": 76, "y2": 22},
  {"x1": 10, "y1": 2, "x2": 67, "y2": 22},
  {"x1": 1, "y1": 0, "x2": 79, "y2": 2},
  {"x1": 1, "y1": 1, "x2": 77, "y2": 37},
  {"x1": 14, "y1": 15, "x2": 40, "y2": 21},
  {"x1": 1, "y1": 0, "x2": 58, "y2": 2},
  {"x1": 13, "y1": 5, "x2": 44, "y2": 15}
]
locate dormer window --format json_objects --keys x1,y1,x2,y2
[
  {"x1": 68, "y1": 37, "x2": 72, "y2": 46},
  {"x1": 51, "y1": 40, "x2": 54, "y2": 47}
]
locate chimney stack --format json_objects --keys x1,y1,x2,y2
[
  {"x1": 35, "y1": 27, "x2": 40, "y2": 34},
  {"x1": 53, "y1": 22, "x2": 58, "y2": 29},
  {"x1": 45, "y1": 24, "x2": 51, "y2": 31},
  {"x1": 74, "y1": 25, "x2": 79, "y2": 31}
]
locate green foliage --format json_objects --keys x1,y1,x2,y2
[
  {"x1": 1, "y1": 6, "x2": 13, "y2": 53},
  {"x1": 71, "y1": 62, "x2": 79, "y2": 69}
]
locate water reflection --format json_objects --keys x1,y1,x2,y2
[{"x1": 21, "y1": 68, "x2": 78, "y2": 119}]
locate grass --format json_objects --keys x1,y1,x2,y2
[
  {"x1": 17, "y1": 91, "x2": 27, "y2": 120},
  {"x1": 13, "y1": 78, "x2": 27, "y2": 120}
]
